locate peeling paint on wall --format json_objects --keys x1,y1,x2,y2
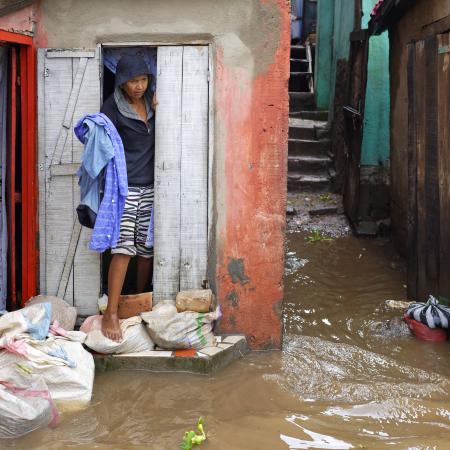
[
  {"x1": 0, "y1": 4, "x2": 36, "y2": 35},
  {"x1": 216, "y1": 0, "x2": 290, "y2": 350}
]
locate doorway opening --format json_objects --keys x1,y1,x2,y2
[{"x1": 100, "y1": 46, "x2": 157, "y2": 296}]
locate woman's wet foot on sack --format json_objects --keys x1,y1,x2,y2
[{"x1": 101, "y1": 312, "x2": 122, "y2": 342}]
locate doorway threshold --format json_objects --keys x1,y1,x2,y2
[{"x1": 93, "y1": 335, "x2": 249, "y2": 374}]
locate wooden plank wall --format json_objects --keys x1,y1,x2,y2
[
  {"x1": 407, "y1": 33, "x2": 450, "y2": 301},
  {"x1": 153, "y1": 46, "x2": 183, "y2": 302},
  {"x1": 154, "y1": 46, "x2": 209, "y2": 302},
  {"x1": 406, "y1": 42, "x2": 417, "y2": 300},
  {"x1": 424, "y1": 36, "x2": 440, "y2": 297},
  {"x1": 438, "y1": 33, "x2": 450, "y2": 298},
  {"x1": 179, "y1": 46, "x2": 208, "y2": 291}
]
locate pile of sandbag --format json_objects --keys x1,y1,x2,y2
[
  {"x1": 141, "y1": 293, "x2": 221, "y2": 350},
  {"x1": 0, "y1": 301, "x2": 95, "y2": 438},
  {"x1": 86, "y1": 289, "x2": 220, "y2": 352}
]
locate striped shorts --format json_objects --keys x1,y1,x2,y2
[{"x1": 111, "y1": 185, "x2": 154, "y2": 258}]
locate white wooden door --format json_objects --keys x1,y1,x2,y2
[
  {"x1": 37, "y1": 48, "x2": 101, "y2": 315},
  {"x1": 154, "y1": 46, "x2": 209, "y2": 302}
]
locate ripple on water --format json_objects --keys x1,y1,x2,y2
[{"x1": 266, "y1": 335, "x2": 450, "y2": 404}]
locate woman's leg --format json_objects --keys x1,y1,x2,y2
[
  {"x1": 102, "y1": 254, "x2": 131, "y2": 341},
  {"x1": 136, "y1": 256, "x2": 153, "y2": 293}
]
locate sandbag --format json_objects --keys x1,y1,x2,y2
[
  {"x1": 0, "y1": 305, "x2": 94, "y2": 405},
  {"x1": 141, "y1": 307, "x2": 221, "y2": 350},
  {"x1": 98, "y1": 293, "x2": 153, "y2": 318},
  {"x1": 0, "y1": 366, "x2": 59, "y2": 439},
  {"x1": 151, "y1": 300, "x2": 178, "y2": 316},
  {"x1": 0, "y1": 303, "x2": 51, "y2": 345},
  {"x1": 0, "y1": 336, "x2": 95, "y2": 404},
  {"x1": 406, "y1": 295, "x2": 450, "y2": 329},
  {"x1": 81, "y1": 315, "x2": 154, "y2": 354},
  {"x1": 176, "y1": 289, "x2": 213, "y2": 313},
  {"x1": 26, "y1": 295, "x2": 77, "y2": 331}
]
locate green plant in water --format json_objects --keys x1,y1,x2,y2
[
  {"x1": 319, "y1": 193, "x2": 331, "y2": 202},
  {"x1": 306, "y1": 229, "x2": 333, "y2": 243},
  {"x1": 180, "y1": 417, "x2": 207, "y2": 450},
  {"x1": 319, "y1": 193, "x2": 337, "y2": 205}
]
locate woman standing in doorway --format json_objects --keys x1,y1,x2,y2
[{"x1": 100, "y1": 55, "x2": 156, "y2": 341}]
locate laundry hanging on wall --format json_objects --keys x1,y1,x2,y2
[{"x1": 0, "y1": 46, "x2": 8, "y2": 311}]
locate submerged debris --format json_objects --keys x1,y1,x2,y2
[{"x1": 286, "y1": 192, "x2": 351, "y2": 238}]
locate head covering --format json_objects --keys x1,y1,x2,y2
[{"x1": 114, "y1": 55, "x2": 151, "y2": 88}]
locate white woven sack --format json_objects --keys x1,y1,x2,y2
[
  {"x1": 82, "y1": 315, "x2": 154, "y2": 354},
  {"x1": 0, "y1": 336, "x2": 95, "y2": 404},
  {"x1": 141, "y1": 307, "x2": 220, "y2": 350},
  {"x1": 0, "y1": 367, "x2": 57, "y2": 439}
]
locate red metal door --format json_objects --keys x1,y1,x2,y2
[
  {"x1": 7, "y1": 46, "x2": 18, "y2": 308},
  {"x1": 0, "y1": 30, "x2": 37, "y2": 308}
]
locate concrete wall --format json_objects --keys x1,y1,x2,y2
[
  {"x1": 0, "y1": 0, "x2": 291, "y2": 349},
  {"x1": 314, "y1": 0, "x2": 334, "y2": 110},
  {"x1": 361, "y1": 0, "x2": 389, "y2": 167},
  {"x1": 389, "y1": 0, "x2": 450, "y2": 254}
]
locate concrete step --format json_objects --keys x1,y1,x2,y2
[
  {"x1": 94, "y1": 334, "x2": 249, "y2": 374},
  {"x1": 289, "y1": 72, "x2": 313, "y2": 92},
  {"x1": 290, "y1": 58, "x2": 309, "y2": 72},
  {"x1": 291, "y1": 45, "x2": 307, "y2": 59},
  {"x1": 287, "y1": 172, "x2": 330, "y2": 193},
  {"x1": 289, "y1": 117, "x2": 329, "y2": 140},
  {"x1": 288, "y1": 154, "x2": 332, "y2": 172},
  {"x1": 289, "y1": 124, "x2": 315, "y2": 140},
  {"x1": 290, "y1": 110, "x2": 329, "y2": 120},
  {"x1": 289, "y1": 92, "x2": 315, "y2": 112},
  {"x1": 316, "y1": 126, "x2": 330, "y2": 140},
  {"x1": 288, "y1": 138, "x2": 331, "y2": 157}
]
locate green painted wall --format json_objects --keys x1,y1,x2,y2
[
  {"x1": 361, "y1": 0, "x2": 390, "y2": 166},
  {"x1": 328, "y1": 0, "x2": 355, "y2": 117},
  {"x1": 314, "y1": 0, "x2": 334, "y2": 110}
]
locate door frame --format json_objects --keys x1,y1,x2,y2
[{"x1": 0, "y1": 30, "x2": 37, "y2": 307}]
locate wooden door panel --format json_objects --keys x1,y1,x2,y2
[{"x1": 38, "y1": 48, "x2": 101, "y2": 315}]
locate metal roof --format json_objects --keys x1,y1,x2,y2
[{"x1": 369, "y1": 0, "x2": 416, "y2": 35}]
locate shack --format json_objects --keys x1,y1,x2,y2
[
  {"x1": 370, "y1": 0, "x2": 450, "y2": 301},
  {"x1": 0, "y1": 0, "x2": 290, "y2": 349}
]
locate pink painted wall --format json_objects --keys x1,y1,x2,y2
[
  {"x1": 215, "y1": 6, "x2": 290, "y2": 349},
  {"x1": 0, "y1": 4, "x2": 36, "y2": 35}
]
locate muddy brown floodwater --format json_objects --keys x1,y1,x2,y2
[{"x1": 6, "y1": 232, "x2": 450, "y2": 449}]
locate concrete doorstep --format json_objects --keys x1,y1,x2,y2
[{"x1": 93, "y1": 335, "x2": 249, "y2": 375}]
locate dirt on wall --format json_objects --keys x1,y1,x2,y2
[{"x1": 389, "y1": 0, "x2": 450, "y2": 256}]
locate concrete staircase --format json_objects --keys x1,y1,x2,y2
[{"x1": 288, "y1": 45, "x2": 332, "y2": 193}]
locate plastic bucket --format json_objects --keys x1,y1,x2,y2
[{"x1": 403, "y1": 314, "x2": 448, "y2": 342}]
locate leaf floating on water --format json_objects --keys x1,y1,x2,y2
[
  {"x1": 305, "y1": 229, "x2": 333, "y2": 243},
  {"x1": 180, "y1": 417, "x2": 207, "y2": 449}
]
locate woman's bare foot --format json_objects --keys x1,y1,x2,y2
[{"x1": 101, "y1": 312, "x2": 122, "y2": 342}]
